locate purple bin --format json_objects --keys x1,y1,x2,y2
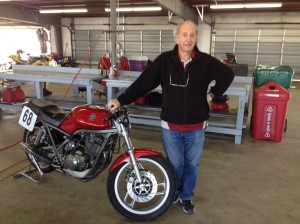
[{"x1": 129, "y1": 56, "x2": 148, "y2": 71}]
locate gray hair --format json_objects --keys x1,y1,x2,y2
[{"x1": 173, "y1": 20, "x2": 198, "y2": 38}]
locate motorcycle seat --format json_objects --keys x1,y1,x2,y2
[{"x1": 25, "y1": 99, "x2": 67, "y2": 126}]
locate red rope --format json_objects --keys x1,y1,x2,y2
[
  {"x1": 0, "y1": 164, "x2": 29, "y2": 182},
  {"x1": 58, "y1": 33, "x2": 103, "y2": 106},
  {"x1": 0, "y1": 140, "x2": 22, "y2": 152},
  {"x1": 0, "y1": 158, "x2": 27, "y2": 174}
]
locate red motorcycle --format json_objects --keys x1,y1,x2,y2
[{"x1": 17, "y1": 99, "x2": 176, "y2": 221}]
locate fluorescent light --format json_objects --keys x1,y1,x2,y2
[
  {"x1": 39, "y1": 9, "x2": 88, "y2": 14},
  {"x1": 210, "y1": 4, "x2": 244, "y2": 9},
  {"x1": 108, "y1": 7, "x2": 132, "y2": 12},
  {"x1": 245, "y1": 3, "x2": 282, "y2": 8},
  {"x1": 132, "y1": 7, "x2": 162, "y2": 11},
  {"x1": 105, "y1": 7, "x2": 162, "y2": 12},
  {"x1": 210, "y1": 2, "x2": 282, "y2": 9}
]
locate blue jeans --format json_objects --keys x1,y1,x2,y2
[{"x1": 162, "y1": 128, "x2": 205, "y2": 200}]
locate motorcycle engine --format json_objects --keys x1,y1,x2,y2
[
  {"x1": 65, "y1": 148, "x2": 91, "y2": 171},
  {"x1": 63, "y1": 133, "x2": 109, "y2": 172}
]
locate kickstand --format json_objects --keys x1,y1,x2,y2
[{"x1": 14, "y1": 155, "x2": 44, "y2": 184}]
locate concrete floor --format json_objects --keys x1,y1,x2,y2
[{"x1": 0, "y1": 82, "x2": 299, "y2": 224}]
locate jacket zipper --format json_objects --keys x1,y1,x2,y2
[{"x1": 183, "y1": 65, "x2": 188, "y2": 124}]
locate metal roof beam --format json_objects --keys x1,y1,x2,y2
[
  {"x1": 0, "y1": 5, "x2": 60, "y2": 26},
  {"x1": 153, "y1": 0, "x2": 198, "y2": 24}
]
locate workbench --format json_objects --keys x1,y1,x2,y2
[
  {"x1": 104, "y1": 74, "x2": 253, "y2": 144},
  {"x1": 0, "y1": 65, "x2": 103, "y2": 109}
]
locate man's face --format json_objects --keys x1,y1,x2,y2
[{"x1": 176, "y1": 23, "x2": 197, "y2": 54}]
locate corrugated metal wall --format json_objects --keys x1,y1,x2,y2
[
  {"x1": 73, "y1": 29, "x2": 174, "y2": 68},
  {"x1": 72, "y1": 24, "x2": 299, "y2": 79},
  {"x1": 211, "y1": 29, "x2": 300, "y2": 79}
]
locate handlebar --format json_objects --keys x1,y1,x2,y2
[{"x1": 104, "y1": 106, "x2": 128, "y2": 122}]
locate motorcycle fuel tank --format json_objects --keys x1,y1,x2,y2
[{"x1": 60, "y1": 105, "x2": 112, "y2": 134}]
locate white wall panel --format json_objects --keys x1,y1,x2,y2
[{"x1": 210, "y1": 13, "x2": 300, "y2": 79}]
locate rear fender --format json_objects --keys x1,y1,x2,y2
[{"x1": 109, "y1": 148, "x2": 162, "y2": 173}]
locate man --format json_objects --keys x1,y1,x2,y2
[{"x1": 108, "y1": 20, "x2": 234, "y2": 214}]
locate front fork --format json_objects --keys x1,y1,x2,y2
[{"x1": 120, "y1": 124, "x2": 143, "y2": 183}]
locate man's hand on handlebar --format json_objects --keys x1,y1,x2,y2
[{"x1": 108, "y1": 99, "x2": 121, "y2": 112}]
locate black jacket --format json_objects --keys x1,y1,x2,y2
[{"x1": 118, "y1": 45, "x2": 234, "y2": 124}]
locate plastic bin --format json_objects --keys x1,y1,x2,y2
[
  {"x1": 251, "y1": 81, "x2": 291, "y2": 142},
  {"x1": 253, "y1": 65, "x2": 294, "y2": 89},
  {"x1": 129, "y1": 56, "x2": 148, "y2": 71}
]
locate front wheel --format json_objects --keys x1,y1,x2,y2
[{"x1": 107, "y1": 155, "x2": 176, "y2": 221}]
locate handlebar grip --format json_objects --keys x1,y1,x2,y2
[{"x1": 103, "y1": 106, "x2": 126, "y2": 122}]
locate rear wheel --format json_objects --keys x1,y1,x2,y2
[
  {"x1": 23, "y1": 126, "x2": 55, "y2": 173},
  {"x1": 107, "y1": 155, "x2": 176, "y2": 221}
]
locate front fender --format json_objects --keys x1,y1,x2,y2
[{"x1": 109, "y1": 148, "x2": 163, "y2": 173}]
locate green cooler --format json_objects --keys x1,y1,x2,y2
[{"x1": 254, "y1": 65, "x2": 294, "y2": 89}]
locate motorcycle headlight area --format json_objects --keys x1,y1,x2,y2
[{"x1": 127, "y1": 170, "x2": 157, "y2": 202}]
